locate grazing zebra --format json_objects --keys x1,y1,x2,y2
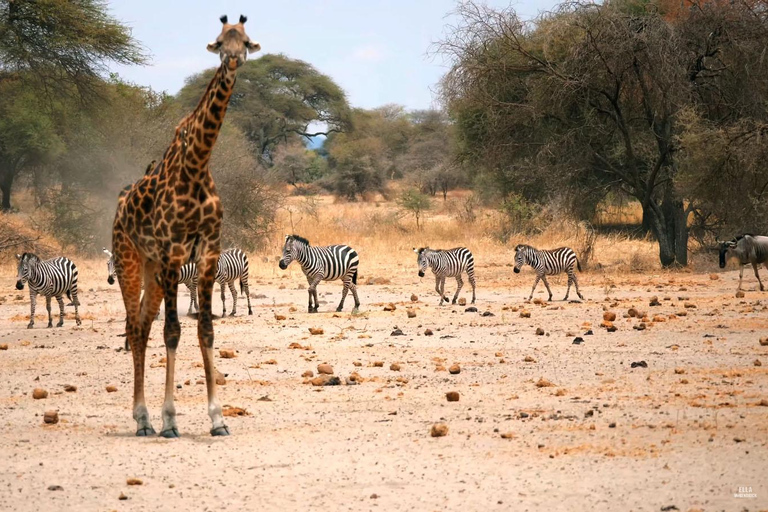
[
  {"x1": 513, "y1": 244, "x2": 584, "y2": 301},
  {"x1": 104, "y1": 248, "x2": 199, "y2": 315},
  {"x1": 15, "y1": 252, "x2": 82, "y2": 329},
  {"x1": 413, "y1": 247, "x2": 476, "y2": 305},
  {"x1": 214, "y1": 248, "x2": 253, "y2": 316},
  {"x1": 279, "y1": 234, "x2": 360, "y2": 313}
]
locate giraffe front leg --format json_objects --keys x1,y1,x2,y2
[
  {"x1": 452, "y1": 276, "x2": 464, "y2": 304},
  {"x1": 28, "y1": 291, "x2": 37, "y2": 329},
  {"x1": 159, "y1": 265, "x2": 182, "y2": 438},
  {"x1": 197, "y1": 254, "x2": 228, "y2": 436},
  {"x1": 227, "y1": 281, "x2": 238, "y2": 316},
  {"x1": 46, "y1": 295, "x2": 53, "y2": 327},
  {"x1": 55, "y1": 295, "x2": 65, "y2": 327}
]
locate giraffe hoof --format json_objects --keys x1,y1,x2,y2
[
  {"x1": 159, "y1": 427, "x2": 180, "y2": 438},
  {"x1": 211, "y1": 425, "x2": 230, "y2": 437},
  {"x1": 136, "y1": 426, "x2": 156, "y2": 437}
]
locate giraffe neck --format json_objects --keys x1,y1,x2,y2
[{"x1": 178, "y1": 63, "x2": 237, "y2": 172}]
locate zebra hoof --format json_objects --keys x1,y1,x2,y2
[
  {"x1": 56, "y1": 322, "x2": 63, "y2": 328},
  {"x1": 47, "y1": 322, "x2": 53, "y2": 328},
  {"x1": 27, "y1": 323, "x2": 34, "y2": 329},
  {"x1": 248, "y1": 310, "x2": 253, "y2": 316},
  {"x1": 229, "y1": 312, "x2": 236, "y2": 317},
  {"x1": 211, "y1": 425, "x2": 230, "y2": 436}
]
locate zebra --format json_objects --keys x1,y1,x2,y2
[
  {"x1": 15, "y1": 252, "x2": 82, "y2": 329},
  {"x1": 103, "y1": 248, "x2": 199, "y2": 315},
  {"x1": 513, "y1": 244, "x2": 584, "y2": 301},
  {"x1": 413, "y1": 247, "x2": 476, "y2": 305},
  {"x1": 214, "y1": 248, "x2": 253, "y2": 316},
  {"x1": 279, "y1": 234, "x2": 360, "y2": 313}
]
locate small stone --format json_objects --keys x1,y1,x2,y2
[
  {"x1": 446, "y1": 391, "x2": 460, "y2": 402},
  {"x1": 524, "y1": 355, "x2": 536, "y2": 363},
  {"x1": 448, "y1": 364, "x2": 461, "y2": 375},
  {"x1": 684, "y1": 302, "x2": 696, "y2": 309},
  {"x1": 733, "y1": 436, "x2": 745, "y2": 443},
  {"x1": 317, "y1": 364, "x2": 334, "y2": 375},
  {"x1": 757, "y1": 399, "x2": 768, "y2": 407},
  {"x1": 63, "y1": 384, "x2": 77, "y2": 392},
  {"x1": 47, "y1": 485, "x2": 63, "y2": 491},
  {"x1": 373, "y1": 361, "x2": 384, "y2": 367},
  {"x1": 628, "y1": 308, "x2": 639, "y2": 317},
  {"x1": 390, "y1": 363, "x2": 401, "y2": 371},
  {"x1": 500, "y1": 432, "x2": 515, "y2": 439},
  {"x1": 32, "y1": 388, "x2": 48, "y2": 400},
  {"x1": 383, "y1": 303, "x2": 396, "y2": 312},
  {"x1": 649, "y1": 296, "x2": 661, "y2": 307},
  {"x1": 430, "y1": 423, "x2": 449, "y2": 437},
  {"x1": 348, "y1": 372, "x2": 363, "y2": 383},
  {"x1": 264, "y1": 359, "x2": 277, "y2": 365},
  {"x1": 0, "y1": 344, "x2": 7, "y2": 350},
  {"x1": 754, "y1": 359, "x2": 762, "y2": 367},
  {"x1": 535, "y1": 327, "x2": 545, "y2": 335},
  {"x1": 458, "y1": 298, "x2": 467, "y2": 306},
  {"x1": 736, "y1": 290, "x2": 745, "y2": 298},
  {"x1": 674, "y1": 368, "x2": 685, "y2": 374},
  {"x1": 603, "y1": 312, "x2": 616, "y2": 322},
  {"x1": 353, "y1": 361, "x2": 362, "y2": 367},
  {"x1": 43, "y1": 410, "x2": 59, "y2": 424},
  {"x1": 289, "y1": 306, "x2": 297, "y2": 312},
  {"x1": 464, "y1": 306, "x2": 478, "y2": 313},
  {"x1": 709, "y1": 274, "x2": 719, "y2": 280},
  {"x1": 310, "y1": 375, "x2": 341, "y2": 386},
  {"x1": 424, "y1": 329, "x2": 433, "y2": 336},
  {"x1": 609, "y1": 422, "x2": 616, "y2": 428},
  {"x1": 222, "y1": 406, "x2": 249, "y2": 417},
  {"x1": 274, "y1": 314, "x2": 286, "y2": 321},
  {"x1": 308, "y1": 327, "x2": 324, "y2": 335},
  {"x1": 410, "y1": 294, "x2": 418, "y2": 302},
  {"x1": 215, "y1": 369, "x2": 227, "y2": 386},
  {"x1": 535, "y1": 377, "x2": 555, "y2": 388},
  {"x1": 633, "y1": 323, "x2": 647, "y2": 331},
  {"x1": 118, "y1": 492, "x2": 128, "y2": 501},
  {"x1": 219, "y1": 349, "x2": 236, "y2": 359},
  {"x1": 759, "y1": 337, "x2": 768, "y2": 346},
  {"x1": 520, "y1": 310, "x2": 531, "y2": 318},
  {"x1": 302, "y1": 370, "x2": 313, "y2": 378},
  {"x1": 390, "y1": 328, "x2": 405, "y2": 336},
  {"x1": 407, "y1": 309, "x2": 416, "y2": 318},
  {"x1": 127, "y1": 478, "x2": 143, "y2": 486}
]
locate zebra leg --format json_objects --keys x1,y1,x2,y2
[
  {"x1": 46, "y1": 295, "x2": 53, "y2": 328},
  {"x1": 753, "y1": 263, "x2": 764, "y2": 291},
  {"x1": 70, "y1": 275, "x2": 81, "y2": 326},
  {"x1": 434, "y1": 276, "x2": 443, "y2": 305},
  {"x1": 219, "y1": 281, "x2": 227, "y2": 317},
  {"x1": 308, "y1": 276, "x2": 322, "y2": 313},
  {"x1": 572, "y1": 270, "x2": 584, "y2": 300},
  {"x1": 27, "y1": 290, "x2": 37, "y2": 329},
  {"x1": 242, "y1": 278, "x2": 253, "y2": 315},
  {"x1": 186, "y1": 282, "x2": 197, "y2": 315},
  {"x1": 469, "y1": 273, "x2": 477, "y2": 304},
  {"x1": 541, "y1": 275, "x2": 554, "y2": 301},
  {"x1": 337, "y1": 279, "x2": 350, "y2": 312},
  {"x1": 56, "y1": 295, "x2": 66, "y2": 327},
  {"x1": 227, "y1": 281, "x2": 238, "y2": 316},
  {"x1": 564, "y1": 272, "x2": 572, "y2": 301},
  {"x1": 528, "y1": 276, "x2": 541, "y2": 300},
  {"x1": 350, "y1": 280, "x2": 360, "y2": 311},
  {"x1": 452, "y1": 275, "x2": 464, "y2": 304}
]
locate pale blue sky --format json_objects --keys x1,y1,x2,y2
[{"x1": 108, "y1": 0, "x2": 556, "y2": 110}]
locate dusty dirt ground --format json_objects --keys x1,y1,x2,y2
[{"x1": 1, "y1": 258, "x2": 767, "y2": 512}]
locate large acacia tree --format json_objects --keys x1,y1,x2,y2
[{"x1": 439, "y1": 0, "x2": 768, "y2": 266}]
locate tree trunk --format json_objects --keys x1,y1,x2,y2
[
  {"x1": 644, "y1": 196, "x2": 689, "y2": 268},
  {"x1": 0, "y1": 167, "x2": 14, "y2": 211}
]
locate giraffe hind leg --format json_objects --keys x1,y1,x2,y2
[{"x1": 159, "y1": 263, "x2": 182, "y2": 438}]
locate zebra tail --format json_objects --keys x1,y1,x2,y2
[
  {"x1": 352, "y1": 268, "x2": 358, "y2": 285},
  {"x1": 577, "y1": 259, "x2": 582, "y2": 272},
  {"x1": 239, "y1": 278, "x2": 244, "y2": 295}
]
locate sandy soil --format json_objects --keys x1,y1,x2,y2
[{"x1": 0, "y1": 260, "x2": 767, "y2": 512}]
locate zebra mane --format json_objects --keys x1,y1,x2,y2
[
  {"x1": 18, "y1": 252, "x2": 39, "y2": 263},
  {"x1": 514, "y1": 244, "x2": 532, "y2": 251},
  {"x1": 289, "y1": 234, "x2": 310, "y2": 246}
]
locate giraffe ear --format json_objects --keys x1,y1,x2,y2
[
  {"x1": 220, "y1": 15, "x2": 228, "y2": 24},
  {"x1": 246, "y1": 40, "x2": 261, "y2": 53},
  {"x1": 207, "y1": 41, "x2": 221, "y2": 53},
  {"x1": 239, "y1": 14, "x2": 247, "y2": 24}
]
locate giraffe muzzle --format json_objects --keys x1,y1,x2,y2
[{"x1": 15, "y1": 281, "x2": 24, "y2": 290}]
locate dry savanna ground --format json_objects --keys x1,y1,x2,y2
[{"x1": 0, "y1": 197, "x2": 767, "y2": 511}]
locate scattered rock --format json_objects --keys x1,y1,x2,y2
[
  {"x1": 652, "y1": 315, "x2": 666, "y2": 323},
  {"x1": 274, "y1": 314, "x2": 286, "y2": 321},
  {"x1": 430, "y1": 423, "x2": 449, "y2": 437},
  {"x1": 630, "y1": 360, "x2": 648, "y2": 368},
  {"x1": 308, "y1": 327, "x2": 324, "y2": 335},
  {"x1": 118, "y1": 492, "x2": 128, "y2": 501},
  {"x1": 633, "y1": 323, "x2": 647, "y2": 331},
  {"x1": 317, "y1": 364, "x2": 334, "y2": 375},
  {"x1": 126, "y1": 478, "x2": 143, "y2": 486},
  {"x1": 353, "y1": 361, "x2": 362, "y2": 367},
  {"x1": 222, "y1": 406, "x2": 249, "y2": 417},
  {"x1": 458, "y1": 298, "x2": 467, "y2": 306},
  {"x1": 649, "y1": 296, "x2": 661, "y2": 307},
  {"x1": 390, "y1": 363, "x2": 401, "y2": 371},
  {"x1": 684, "y1": 302, "x2": 697, "y2": 309},
  {"x1": 32, "y1": 388, "x2": 48, "y2": 400},
  {"x1": 373, "y1": 361, "x2": 384, "y2": 367},
  {"x1": 310, "y1": 375, "x2": 341, "y2": 386},
  {"x1": 736, "y1": 290, "x2": 745, "y2": 298},
  {"x1": 757, "y1": 399, "x2": 768, "y2": 407},
  {"x1": 481, "y1": 311, "x2": 495, "y2": 317},
  {"x1": 754, "y1": 359, "x2": 762, "y2": 367},
  {"x1": 628, "y1": 307, "x2": 639, "y2": 317},
  {"x1": 43, "y1": 410, "x2": 59, "y2": 424},
  {"x1": 410, "y1": 294, "x2": 418, "y2": 302},
  {"x1": 535, "y1": 377, "x2": 555, "y2": 388},
  {"x1": 760, "y1": 337, "x2": 768, "y2": 346},
  {"x1": 535, "y1": 327, "x2": 545, "y2": 336},
  {"x1": 733, "y1": 436, "x2": 745, "y2": 443},
  {"x1": 609, "y1": 422, "x2": 617, "y2": 428},
  {"x1": 520, "y1": 310, "x2": 531, "y2": 318},
  {"x1": 383, "y1": 303, "x2": 397, "y2": 312},
  {"x1": 523, "y1": 355, "x2": 536, "y2": 363},
  {"x1": 572, "y1": 337, "x2": 584, "y2": 345},
  {"x1": 406, "y1": 309, "x2": 416, "y2": 318},
  {"x1": 603, "y1": 312, "x2": 616, "y2": 322},
  {"x1": 348, "y1": 372, "x2": 363, "y2": 383},
  {"x1": 464, "y1": 307, "x2": 478, "y2": 313},
  {"x1": 424, "y1": 329, "x2": 433, "y2": 336},
  {"x1": 448, "y1": 364, "x2": 461, "y2": 375},
  {"x1": 219, "y1": 349, "x2": 236, "y2": 359},
  {"x1": 215, "y1": 369, "x2": 227, "y2": 386},
  {"x1": 390, "y1": 328, "x2": 405, "y2": 336},
  {"x1": 0, "y1": 344, "x2": 7, "y2": 350},
  {"x1": 674, "y1": 368, "x2": 685, "y2": 375},
  {"x1": 446, "y1": 391, "x2": 460, "y2": 402},
  {"x1": 47, "y1": 485, "x2": 63, "y2": 491},
  {"x1": 63, "y1": 384, "x2": 77, "y2": 392},
  {"x1": 302, "y1": 370, "x2": 313, "y2": 378},
  {"x1": 500, "y1": 432, "x2": 515, "y2": 439}
]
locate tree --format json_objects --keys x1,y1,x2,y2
[
  {"x1": 397, "y1": 188, "x2": 431, "y2": 230},
  {"x1": 438, "y1": 0, "x2": 768, "y2": 267},
  {"x1": 177, "y1": 54, "x2": 351, "y2": 165}
]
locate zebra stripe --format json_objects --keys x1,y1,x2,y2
[
  {"x1": 513, "y1": 244, "x2": 584, "y2": 301},
  {"x1": 214, "y1": 248, "x2": 252, "y2": 316},
  {"x1": 414, "y1": 247, "x2": 476, "y2": 305},
  {"x1": 15, "y1": 252, "x2": 82, "y2": 329},
  {"x1": 279, "y1": 234, "x2": 360, "y2": 313}
]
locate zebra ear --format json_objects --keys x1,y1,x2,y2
[
  {"x1": 412, "y1": 247, "x2": 418, "y2": 253},
  {"x1": 15, "y1": 253, "x2": 21, "y2": 260}
]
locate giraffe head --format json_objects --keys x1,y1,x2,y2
[{"x1": 207, "y1": 14, "x2": 260, "y2": 69}]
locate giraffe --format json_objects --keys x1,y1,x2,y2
[{"x1": 111, "y1": 15, "x2": 260, "y2": 438}]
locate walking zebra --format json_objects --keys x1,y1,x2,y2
[
  {"x1": 15, "y1": 252, "x2": 82, "y2": 329},
  {"x1": 279, "y1": 234, "x2": 360, "y2": 313},
  {"x1": 513, "y1": 244, "x2": 584, "y2": 301},
  {"x1": 214, "y1": 248, "x2": 253, "y2": 316},
  {"x1": 414, "y1": 247, "x2": 476, "y2": 305},
  {"x1": 104, "y1": 248, "x2": 199, "y2": 315}
]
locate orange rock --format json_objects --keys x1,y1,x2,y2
[
  {"x1": 446, "y1": 391, "x2": 460, "y2": 402},
  {"x1": 219, "y1": 349, "x2": 236, "y2": 359},
  {"x1": 430, "y1": 423, "x2": 448, "y2": 437},
  {"x1": 603, "y1": 312, "x2": 616, "y2": 322},
  {"x1": 317, "y1": 364, "x2": 334, "y2": 375},
  {"x1": 32, "y1": 388, "x2": 48, "y2": 400},
  {"x1": 126, "y1": 478, "x2": 143, "y2": 486},
  {"x1": 390, "y1": 363, "x2": 401, "y2": 371},
  {"x1": 448, "y1": 364, "x2": 461, "y2": 375},
  {"x1": 308, "y1": 327, "x2": 324, "y2": 335},
  {"x1": 106, "y1": 385, "x2": 117, "y2": 393},
  {"x1": 535, "y1": 377, "x2": 555, "y2": 388},
  {"x1": 43, "y1": 410, "x2": 58, "y2": 424}
]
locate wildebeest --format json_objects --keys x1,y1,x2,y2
[{"x1": 718, "y1": 234, "x2": 768, "y2": 291}]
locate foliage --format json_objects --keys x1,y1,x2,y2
[{"x1": 397, "y1": 188, "x2": 431, "y2": 230}]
